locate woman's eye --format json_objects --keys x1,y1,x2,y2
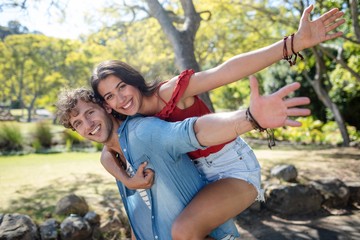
[
  {"x1": 119, "y1": 84, "x2": 126, "y2": 90},
  {"x1": 105, "y1": 95, "x2": 113, "y2": 101}
]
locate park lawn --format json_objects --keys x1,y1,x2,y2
[
  {"x1": 0, "y1": 152, "x2": 119, "y2": 216},
  {"x1": 0, "y1": 145, "x2": 358, "y2": 223}
]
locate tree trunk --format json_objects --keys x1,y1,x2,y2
[
  {"x1": 144, "y1": 0, "x2": 214, "y2": 111},
  {"x1": 26, "y1": 93, "x2": 37, "y2": 122},
  {"x1": 350, "y1": 0, "x2": 360, "y2": 42},
  {"x1": 303, "y1": 48, "x2": 351, "y2": 146}
]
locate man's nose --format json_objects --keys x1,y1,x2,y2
[{"x1": 84, "y1": 118, "x2": 94, "y2": 130}]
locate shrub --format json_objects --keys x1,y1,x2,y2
[
  {"x1": 32, "y1": 121, "x2": 53, "y2": 150},
  {"x1": 0, "y1": 123, "x2": 24, "y2": 152},
  {"x1": 63, "y1": 128, "x2": 92, "y2": 150},
  {"x1": 244, "y1": 116, "x2": 360, "y2": 146},
  {"x1": 92, "y1": 142, "x2": 104, "y2": 151}
]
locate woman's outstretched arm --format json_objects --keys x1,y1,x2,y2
[{"x1": 174, "y1": 5, "x2": 345, "y2": 98}]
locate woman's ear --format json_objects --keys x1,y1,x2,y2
[{"x1": 103, "y1": 103, "x2": 113, "y2": 113}]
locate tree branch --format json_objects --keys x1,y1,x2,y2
[{"x1": 319, "y1": 44, "x2": 360, "y2": 82}]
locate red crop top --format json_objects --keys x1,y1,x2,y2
[{"x1": 154, "y1": 69, "x2": 233, "y2": 159}]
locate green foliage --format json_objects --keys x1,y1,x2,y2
[
  {"x1": 245, "y1": 117, "x2": 360, "y2": 146},
  {"x1": 0, "y1": 0, "x2": 358, "y2": 145},
  {"x1": 0, "y1": 34, "x2": 95, "y2": 122},
  {"x1": 32, "y1": 121, "x2": 53, "y2": 151},
  {"x1": 92, "y1": 142, "x2": 104, "y2": 152},
  {"x1": 0, "y1": 123, "x2": 24, "y2": 152},
  {"x1": 62, "y1": 128, "x2": 92, "y2": 150},
  {"x1": 211, "y1": 80, "x2": 250, "y2": 110}
]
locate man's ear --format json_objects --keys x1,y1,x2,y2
[{"x1": 103, "y1": 103, "x2": 113, "y2": 113}]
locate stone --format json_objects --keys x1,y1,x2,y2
[
  {"x1": 265, "y1": 183, "x2": 323, "y2": 215},
  {"x1": 55, "y1": 194, "x2": 89, "y2": 216},
  {"x1": 310, "y1": 178, "x2": 350, "y2": 209},
  {"x1": 270, "y1": 164, "x2": 298, "y2": 182},
  {"x1": 347, "y1": 182, "x2": 360, "y2": 207},
  {"x1": 60, "y1": 215, "x2": 92, "y2": 240},
  {"x1": 0, "y1": 213, "x2": 39, "y2": 240},
  {"x1": 84, "y1": 211, "x2": 101, "y2": 225},
  {"x1": 39, "y1": 218, "x2": 59, "y2": 240}
]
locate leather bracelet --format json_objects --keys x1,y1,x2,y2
[
  {"x1": 283, "y1": 33, "x2": 304, "y2": 66},
  {"x1": 246, "y1": 108, "x2": 276, "y2": 149}
]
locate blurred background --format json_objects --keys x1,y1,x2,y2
[{"x1": 0, "y1": 0, "x2": 359, "y2": 239}]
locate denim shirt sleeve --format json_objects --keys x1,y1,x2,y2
[{"x1": 130, "y1": 116, "x2": 205, "y2": 154}]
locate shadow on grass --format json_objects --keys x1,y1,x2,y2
[
  {"x1": 0, "y1": 173, "x2": 122, "y2": 223},
  {"x1": 236, "y1": 208, "x2": 360, "y2": 240},
  {"x1": 322, "y1": 152, "x2": 360, "y2": 161}
]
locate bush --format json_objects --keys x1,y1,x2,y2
[
  {"x1": 244, "y1": 116, "x2": 360, "y2": 146},
  {"x1": 0, "y1": 123, "x2": 24, "y2": 152},
  {"x1": 63, "y1": 128, "x2": 92, "y2": 151},
  {"x1": 32, "y1": 121, "x2": 53, "y2": 151},
  {"x1": 92, "y1": 141, "x2": 104, "y2": 151}
]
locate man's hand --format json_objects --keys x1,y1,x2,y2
[
  {"x1": 249, "y1": 75, "x2": 311, "y2": 129},
  {"x1": 127, "y1": 162, "x2": 155, "y2": 190}
]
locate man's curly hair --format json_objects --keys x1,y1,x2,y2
[{"x1": 55, "y1": 88, "x2": 97, "y2": 130}]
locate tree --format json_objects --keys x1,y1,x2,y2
[
  {"x1": 142, "y1": 0, "x2": 214, "y2": 110},
  {"x1": 0, "y1": 34, "x2": 93, "y2": 121},
  {"x1": 236, "y1": 0, "x2": 359, "y2": 146}
]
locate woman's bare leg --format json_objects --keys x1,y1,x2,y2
[{"x1": 171, "y1": 178, "x2": 257, "y2": 240}]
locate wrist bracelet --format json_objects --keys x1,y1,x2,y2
[
  {"x1": 282, "y1": 33, "x2": 304, "y2": 66},
  {"x1": 246, "y1": 107, "x2": 276, "y2": 149}
]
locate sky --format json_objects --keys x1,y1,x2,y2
[{"x1": 0, "y1": 0, "x2": 110, "y2": 39}]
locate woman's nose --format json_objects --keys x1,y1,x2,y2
[{"x1": 116, "y1": 93, "x2": 126, "y2": 104}]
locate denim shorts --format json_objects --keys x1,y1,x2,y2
[{"x1": 193, "y1": 137, "x2": 264, "y2": 201}]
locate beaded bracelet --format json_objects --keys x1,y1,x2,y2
[
  {"x1": 246, "y1": 108, "x2": 276, "y2": 149},
  {"x1": 283, "y1": 33, "x2": 304, "y2": 66}
]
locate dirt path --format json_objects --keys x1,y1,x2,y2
[
  {"x1": 235, "y1": 209, "x2": 360, "y2": 239},
  {"x1": 234, "y1": 144, "x2": 360, "y2": 240},
  {"x1": 253, "y1": 145, "x2": 360, "y2": 184}
]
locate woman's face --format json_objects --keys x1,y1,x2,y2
[{"x1": 97, "y1": 75, "x2": 142, "y2": 116}]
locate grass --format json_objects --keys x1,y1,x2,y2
[
  {"x1": 0, "y1": 152, "x2": 121, "y2": 223},
  {"x1": 0, "y1": 144, "x2": 359, "y2": 225}
]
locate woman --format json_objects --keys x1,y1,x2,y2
[{"x1": 91, "y1": 5, "x2": 344, "y2": 239}]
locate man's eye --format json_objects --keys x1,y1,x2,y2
[{"x1": 119, "y1": 84, "x2": 126, "y2": 90}]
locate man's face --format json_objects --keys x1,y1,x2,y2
[{"x1": 69, "y1": 100, "x2": 114, "y2": 143}]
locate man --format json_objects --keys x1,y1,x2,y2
[{"x1": 56, "y1": 77, "x2": 310, "y2": 239}]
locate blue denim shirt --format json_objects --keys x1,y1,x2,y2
[{"x1": 116, "y1": 115, "x2": 239, "y2": 240}]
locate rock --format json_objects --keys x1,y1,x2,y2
[
  {"x1": 39, "y1": 218, "x2": 59, "y2": 240},
  {"x1": 310, "y1": 178, "x2": 350, "y2": 209},
  {"x1": 55, "y1": 194, "x2": 89, "y2": 216},
  {"x1": 265, "y1": 183, "x2": 323, "y2": 215},
  {"x1": 270, "y1": 164, "x2": 298, "y2": 182},
  {"x1": 60, "y1": 215, "x2": 92, "y2": 240},
  {"x1": 0, "y1": 213, "x2": 39, "y2": 240},
  {"x1": 84, "y1": 211, "x2": 101, "y2": 225},
  {"x1": 347, "y1": 182, "x2": 360, "y2": 208}
]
